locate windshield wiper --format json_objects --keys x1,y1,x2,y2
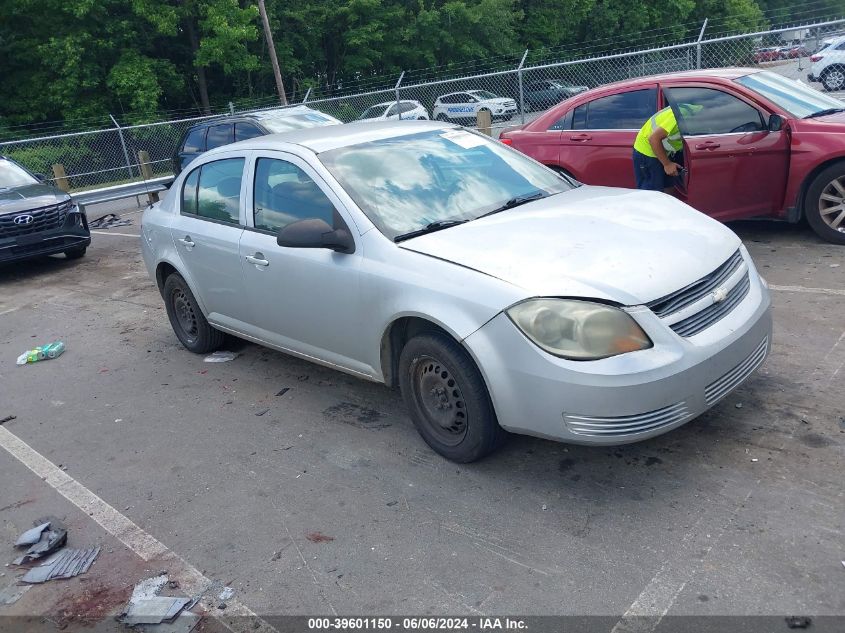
[
  {"x1": 804, "y1": 107, "x2": 845, "y2": 119},
  {"x1": 394, "y1": 219, "x2": 468, "y2": 242},
  {"x1": 475, "y1": 191, "x2": 548, "y2": 220}
]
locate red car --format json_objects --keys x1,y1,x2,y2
[
  {"x1": 753, "y1": 47, "x2": 784, "y2": 63},
  {"x1": 500, "y1": 68, "x2": 845, "y2": 244}
]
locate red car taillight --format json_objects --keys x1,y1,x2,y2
[
  {"x1": 500, "y1": 137, "x2": 513, "y2": 145},
  {"x1": 811, "y1": 55, "x2": 824, "y2": 62}
]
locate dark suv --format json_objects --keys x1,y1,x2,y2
[
  {"x1": 0, "y1": 156, "x2": 90, "y2": 264},
  {"x1": 172, "y1": 106, "x2": 341, "y2": 175}
]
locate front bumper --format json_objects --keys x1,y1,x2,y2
[
  {"x1": 463, "y1": 270, "x2": 772, "y2": 445},
  {"x1": 0, "y1": 211, "x2": 90, "y2": 264}
]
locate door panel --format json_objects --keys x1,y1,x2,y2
[
  {"x1": 169, "y1": 158, "x2": 251, "y2": 326},
  {"x1": 238, "y1": 153, "x2": 369, "y2": 374},
  {"x1": 666, "y1": 85, "x2": 790, "y2": 220}
]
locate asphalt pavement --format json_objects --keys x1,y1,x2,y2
[{"x1": 0, "y1": 201, "x2": 843, "y2": 631}]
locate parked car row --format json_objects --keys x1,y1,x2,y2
[{"x1": 809, "y1": 35, "x2": 845, "y2": 92}]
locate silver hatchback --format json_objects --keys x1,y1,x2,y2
[{"x1": 141, "y1": 121, "x2": 772, "y2": 462}]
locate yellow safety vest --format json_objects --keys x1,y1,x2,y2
[{"x1": 634, "y1": 106, "x2": 683, "y2": 158}]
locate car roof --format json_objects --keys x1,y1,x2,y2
[
  {"x1": 369, "y1": 100, "x2": 418, "y2": 107},
  {"x1": 585, "y1": 67, "x2": 762, "y2": 93},
  {"x1": 185, "y1": 105, "x2": 328, "y2": 130},
  {"x1": 211, "y1": 120, "x2": 457, "y2": 154}
]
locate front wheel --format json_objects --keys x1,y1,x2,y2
[
  {"x1": 822, "y1": 66, "x2": 845, "y2": 91},
  {"x1": 163, "y1": 273, "x2": 225, "y2": 353},
  {"x1": 435, "y1": 113, "x2": 448, "y2": 122},
  {"x1": 398, "y1": 332, "x2": 506, "y2": 462},
  {"x1": 804, "y1": 163, "x2": 845, "y2": 244}
]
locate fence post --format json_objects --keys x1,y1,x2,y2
[
  {"x1": 477, "y1": 110, "x2": 492, "y2": 136},
  {"x1": 229, "y1": 102, "x2": 235, "y2": 115},
  {"x1": 109, "y1": 114, "x2": 135, "y2": 180},
  {"x1": 137, "y1": 150, "x2": 160, "y2": 203},
  {"x1": 52, "y1": 164, "x2": 69, "y2": 192},
  {"x1": 395, "y1": 71, "x2": 405, "y2": 120},
  {"x1": 302, "y1": 87, "x2": 312, "y2": 103},
  {"x1": 517, "y1": 49, "x2": 529, "y2": 124},
  {"x1": 696, "y1": 18, "x2": 709, "y2": 69}
]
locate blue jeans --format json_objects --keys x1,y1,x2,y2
[{"x1": 633, "y1": 149, "x2": 672, "y2": 191}]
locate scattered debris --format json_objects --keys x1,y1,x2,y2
[
  {"x1": 217, "y1": 586, "x2": 234, "y2": 601},
  {"x1": 0, "y1": 415, "x2": 15, "y2": 425},
  {"x1": 14, "y1": 522, "x2": 51, "y2": 546},
  {"x1": 0, "y1": 582, "x2": 31, "y2": 606},
  {"x1": 203, "y1": 351, "x2": 238, "y2": 363},
  {"x1": 217, "y1": 602, "x2": 227, "y2": 610},
  {"x1": 386, "y1": 501, "x2": 398, "y2": 507},
  {"x1": 735, "y1": 402, "x2": 743, "y2": 409},
  {"x1": 21, "y1": 547, "x2": 100, "y2": 584},
  {"x1": 13, "y1": 517, "x2": 67, "y2": 564},
  {"x1": 16, "y1": 341, "x2": 66, "y2": 365},
  {"x1": 255, "y1": 409, "x2": 270, "y2": 417},
  {"x1": 89, "y1": 213, "x2": 132, "y2": 229},
  {"x1": 305, "y1": 532, "x2": 334, "y2": 543},
  {"x1": 751, "y1": 458, "x2": 759, "y2": 462},
  {"x1": 541, "y1": 504, "x2": 548, "y2": 511},
  {"x1": 297, "y1": 375, "x2": 309, "y2": 382},
  {"x1": 275, "y1": 388, "x2": 290, "y2": 397},
  {"x1": 785, "y1": 616, "x2": 812, "y2": 629},
  {"x1": 119, "y1": 574, "x2": 191, "y2": 626}
]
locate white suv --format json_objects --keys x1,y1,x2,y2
[
  {"x1": 358, "y1": 100, "x2": 429, "y2": 121},
  {"x1": 432, "y1": 90, "x2": 518, "y2": 123},
  {"x1": 809, "y1": 36, "x2": 845, "y2": 91}
]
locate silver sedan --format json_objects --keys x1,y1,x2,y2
[{"x1": 141, "y1": 121, "x2": 772, "y2": 462}]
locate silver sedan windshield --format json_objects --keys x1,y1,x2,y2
[{"x1": 318, "y1": 129, "x2": 572, "y2": 239}]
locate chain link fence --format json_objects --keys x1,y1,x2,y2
[{"x1": 2, "y1": 17, "x2": 843, "y2": 193}]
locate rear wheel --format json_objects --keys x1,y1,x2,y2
[
  {"x1": 822, "y1": 66, "x2": 845, "y2": 91},
  {"x1": 163, "y1": 273, "x2": 225, "y2": 353},
  {"x1": 398, "y1": 332, "x2": 506, "y2": 462},
  {"x1": 804, "y1": 162, "x2": 845, "y2": 244}
]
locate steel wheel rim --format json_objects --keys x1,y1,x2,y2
[
  {"x1": 818, "y1": 176, "x2": 845, "y2": 232},
  {"x1": 411, "y1": 355, "x2": 468, "y2": 446},
  {"x1": 172, "y1": 289, "x2": 199, "y2": 342}
]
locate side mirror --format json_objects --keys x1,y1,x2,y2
[
  {"x1": 277, "y1": 218, "x2": 355, "y2": 254},
  {"x1": 33, "y1": 173, "x2": 47, "y2": 182},
  {"x1": 768, "y1": 114, "x2": 785, "y2": 132}
]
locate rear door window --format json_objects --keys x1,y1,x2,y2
[
  {"x1": 182, "y1": 158, "x2": 245, "y2": 224},
  {"x1": 206, "y1": 124, "x2": 235, "y2": 150},
  {"x1": 571, "y1": 89, "x2": 657, "y2": 129},
  {"x1": 182, "y1": 128, "x2": 207, "y2": 153}
]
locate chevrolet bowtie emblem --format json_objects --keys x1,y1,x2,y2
[{"x1": 712, "y1": 286, "x2": 729, "y2": 303}]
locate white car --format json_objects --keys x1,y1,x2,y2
[
  {"x1": 358, "y1": 100, "x2": 429, "y2": 121},
  {"x1": 433, "y1": 90, "x2": 518, "y2": 123},
  {"x1": 809, "y1": 35, "x2": 845, "y2": 91},
  {"x1": 141, "y1": 120, "x2": 772, "y2": 462}
]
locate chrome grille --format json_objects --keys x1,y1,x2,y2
[
  {"x1": 0, "y1": 202, "x2": 71, "y2": 238},
  {"x1": 647, "y1": 250, "x2": 743, "y2": 318},
  {"x1": 705, "y1": 337, "x2": 769, "y2": 405},
  {"x1": 670, "y1": 272, "x2": 750, "y2": 337},
  {"x1": 564, "y1": 402, "x2": 690, "y2": 437}
]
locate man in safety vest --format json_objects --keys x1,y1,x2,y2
[{"x1": 632, "y1": 104, "x2": 701, "y2": 192}]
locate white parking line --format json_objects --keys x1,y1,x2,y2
[
  {"x1": 0, "y1": 426, "x2": 275, "y2": 633},
  {"x1": 91, "y1": 231, "x2": 140, "y2": 238},
  {"x1": 769, "y1": 284, "x2": 845, "y2": 296}
]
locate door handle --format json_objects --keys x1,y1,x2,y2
[
  {"x1": 695, "y1": 141, "x2": 721, "y2": 150},
  {"x1": 177, "y1": 236, "x2": 194, "y2": 248},
  {"x1": 569, "y1": 134, "x2": 592, "y2": 142},
  {"x1": 245, "y1": 253, "x2": 269, "y2": 267}
]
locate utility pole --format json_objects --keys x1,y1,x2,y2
[{"x1": 257, "y1": 0, "x2": 288, "y2": 105}]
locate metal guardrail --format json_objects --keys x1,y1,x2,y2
[{"x1": 72, "y1": 175, "x2": 173, "y2": 211}]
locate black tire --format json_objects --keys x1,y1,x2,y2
[
  {"x1": 435, "y1": 113, "x2": 448, "y2": 122},
  {"x1": 64, "y1": 246, "x2": 87, "y2": 260},
  {"x1": 163, "y1": 273, "x2": 225, "y2": 353},
  {"x1": 398, "y1": 331, "x2": 506, "y2": 462},
  {"x1": 821, "y1": 66, "x2": 845, "y2": 92},
  {"x1": 804, "y1": 162, "x2": 845, "y2": 244}
]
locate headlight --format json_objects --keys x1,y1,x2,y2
[{"x1": 506, "y1": 299, "x2": 652, "y2": 360}]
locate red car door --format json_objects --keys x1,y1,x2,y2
[
  {"x1": 557, "y1": 86, "x2": 658, "y2": 187},
  {"x1": 664, "y1": 85, "x2": 790, "y2": 221}
]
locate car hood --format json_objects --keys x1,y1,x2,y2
[
  {"x1": 398, "y1": 187, "x2": 741, "y2": 305},
  {"x1": 0, "y1": 183, "x2": 70, "y2": 215}
]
